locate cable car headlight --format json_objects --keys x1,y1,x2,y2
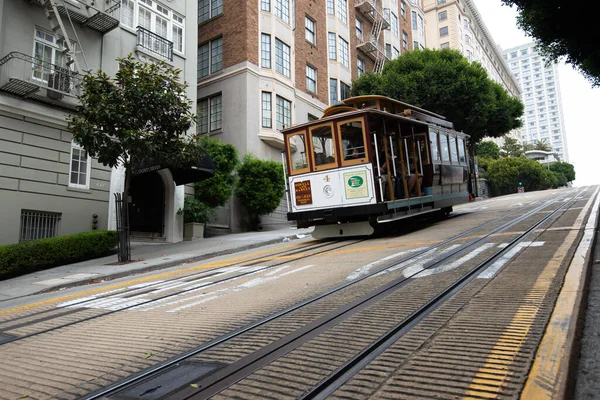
[{"x1": 323, "y1": 185, "x2": 334, "y2": 198}]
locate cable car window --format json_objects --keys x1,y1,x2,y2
[
  {"x1": 457, "y1": 137, "x2": 467, "y2": 164},
  {"x1": 287, "y1": 132, "x2": 309, "y2": 174},
  {"x1": 339, "y1": 119, "x2": 366, "y2": 163},
  {"x1": 429, "y1": 130, "x2": 440, "y2": 161},
  {"x1": 440, "y1": 133, "x2": 451, "y2": 162},
  {"x1": 450, "y1": 134, "x2": 459, "y2": 164},
  {"x1": 310, "y1": 123, "x2": 337, "y2": 170}
]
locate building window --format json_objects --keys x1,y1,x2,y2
[
  {"x1": 262, "y1": 92, "x2": 272, "y2": 128},
  {"x1": 172, "y1": 14, "x2": 184, "y2": 53},
  {"x1": 120, "y1": 0, "x2": 134, "y2": 27},
  {"x1": 340, "y1": 81, "x2": 350, "y2": 100},
  {"x1": 198, "y1": 94, "x2": 222, "y2": 133},
  {"x1": 330, "y1": 78, "x2": 338, "y2": 105},
  {"x1": 20, "y1": 210, "x2": 61, "y2": 242},
  {"x1": 261, "y1": 33, "x2": 271, "y2": 68},
  {"x1": 33, "y1": 29, "x2": 71, "y2": 82},
  {"x1": 402, "y1": 31, "x2": 408, "y2": 50},
  {"x1": 439, "y1": 26, "x2": 448, "y2": 37},
  {"x1": 328, "y1": 32, "x2": 337, "y2": 60},
  {"x1": 261, "y1": 0, "x2": 270, "y2": 12},
  {"x1": 275, "y1": 38, "x2": 291, "y2": 78},
  {"x1": 339, "y1": 37, "x2": 349, "y2": 67},
  {"x1": 69, "y1": 142, "x2": 90, "y2": 189},
  {"x1": 306, "y1": 64, "x2": 317, "y2": 93},
  {"x1": 521, "y1": 49, "x2": 528, "y2": 55},
  {"x1": 199, "y1": 0, "x2": 222, "y2": 23},
  {"x1": 438, "y1": 10, "x2": 447, "y2": 21},
  {"x1": 357, "y1": 57, "x2": 364, "y2": 76},
  {"x1": 327, "y1": 0, "x2": 334, "y2": 14},
  {"x1": 197, "y1": 37, "x2": 222, "y2": 78},
  {"x1": 385, "y1": 43, "x2": 392, "y2": 59},
  {"x1": 411, "y1": 11, "x2": 417, "y2": 29},
  {"x1": 276, "y1": 95, "x2": 292, "y2": 130},
  {"x1": 356, "y1": 18, "x2": 363, "y2": 40},
  {"x1": 305, "y1": 17, "x2": 316, "y2": 44},
  {"x1": 400, "y1": 1, "x2": 406, "y2": 18},
  {"x1": 337, "y1": 0, "x2": 347, "y2": 24},
  {"x1": 275, "y1": 0, "x2": 290, "y2": 23},
  {"x1": 391, "y1": 13, "x2": 399, "y2": 37},
  {"x1": 414, "y1": 41, "x2": 419, "y2": 49},
  {"x1": 393, "y1": 46, "x2": 400, "y2": 58},
  {"x1": 418, "y1": 15, "x2": 424, "y2": 37},
  {"x1": 437, "y1": 0, "x2": 446, "y2": 4}
]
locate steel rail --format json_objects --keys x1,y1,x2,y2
[
  {"x1": 88, "y1": 190, "x2": 581, "y2": 400},
  {"x1": 300, "y1": 190, "x2": 588, "y2": 399}
]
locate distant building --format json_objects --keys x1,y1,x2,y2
[
  {"x1": 502, "y1": 43, "x2": 569, "y2": 162},
  {"x1": 524, "y1": 150, "x2": 559, "y2": 168},
  {"x1": 422, "y1": 0, "x2": 521, "y2": 148}
]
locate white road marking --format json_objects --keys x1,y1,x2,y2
[
  {"x1": 346, "y1": 248, "x2": 426, "y2": 281},
  {"x1": 400, "y1": 245, "x2": 463, "y2": 278},
  {"x1": 477, "y1": 241, "x2": 545, "y2": 279},
  {"x1": 415, "y1": 243, "x2": 496, "y2": 278}
]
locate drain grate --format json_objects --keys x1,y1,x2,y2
[{"x1": 109, "y1": 361, "x2": 226, "y2": 400}]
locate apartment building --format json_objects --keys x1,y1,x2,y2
[
  {"x1": 0, "y1": 0, "x2": 197, "y2": 245},
  {"x1": 503, "y1": 43, "x2": 569, "y2": 162},
  {"x1": 196, "y1": 0, "x2": 416, "y2": 230}
]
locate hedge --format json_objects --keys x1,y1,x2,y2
[{"x1": 0, "y1": 230, "x2": 118, "y2": 280}]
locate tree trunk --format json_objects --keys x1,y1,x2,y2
[{"x1": 118, "y1": 165, "x2": 132, "y2": 262}]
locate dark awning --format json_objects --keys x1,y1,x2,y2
[{"x1": 131, "y1": 148, "x2": 215, "y2": 185}]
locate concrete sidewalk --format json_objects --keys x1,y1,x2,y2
[{"x1": 0, "y1": 225, "x2": 314, "y2": 302}]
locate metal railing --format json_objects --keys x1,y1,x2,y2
[
  {"x1": 136, "y1": 26, "x2": 173, "y2": 61},
  {"x1": 0, "y1": 52, "x2": 82, "y2": 101},
  {"x1": 20, "y1": 210, "x2": 62, "y2": 242}
]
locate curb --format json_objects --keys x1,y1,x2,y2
[{"x1": 31, "y1": 234, "x2": 308, "y2": 297}]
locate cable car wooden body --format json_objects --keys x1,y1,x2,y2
[{"x1": 281, "y1": 95, "x2": 471, "y2": 239}]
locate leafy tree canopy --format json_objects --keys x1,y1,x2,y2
[
  {"x1": 194, "y1": 136, "x2": 239, "y2": 208},
  {"x1": 502, "y1": 0, "x2": 600, "y2": 87},
  {"x1": 500, "y1": 137, "x2": 524, "y2": 158},
  {"x1": 68, "y1": 55, "x2": 197, "y2": 170},
  {"x1": 549, "y1": 161, "x2": 576, "y2": 182},
  {"x1": 487, "y1": 157, "x2": 568, "y2": 195},
  {"x1": 351, "y1": 49, "x2": 524, "y2": 145},
  {"x1": 236, "y1": 154, "x2": 285, "y2": 230},
  {"x1": 475, "y1": 141, "x2": 501, "y2": 159}
]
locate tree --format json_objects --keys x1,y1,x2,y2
[
  {"x1": 194, "y1": 135, "x2": 239, "y2": 209},
  {"x1": 532, "y1": 139, "x2": 552, "y2": 152},
  {"x1": 236, "y1": 154, "x2": 285, "y2": 231},
  {"x1": 68, "y1": 55, "x2": 199, "y2": 261},
  {"x1": 351, "y1": 49, "x2": 524, "y2": 146},
  {"x1": 500, "y1": 137, "x2": 524, "y2": 158},
  {"x1": 502, "y1": 0, "x2": 600, "y2": 87},
  {"x1": 487, "y1": 157, "x2": 546, "y2": 195},
  {"x1": 549, "y1": 161, "x2": 576, "y2": 182},
  {"x1": 475, "y1": 141, "x2": 501, "y2": 159}
]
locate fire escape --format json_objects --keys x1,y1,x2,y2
[
  {"x1": 355, "y1": 0, "x2": 391, "y2": 74},
  {"x1": 0, "y1": 0, "x2": 121, "y2": 110}
]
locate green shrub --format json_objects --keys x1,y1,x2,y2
[
  {"x1": 179, "y1": 197, "x2": 215, "y2": 224},
  {"x1": 236, "y1": 154, "x2": 285, "y2": 230},
  {"x1": 194, "y1": 136, "x2": 239, "y2": 208},
  {"x1": 0, "y1": 230, "x2": 117, "y2": 280}
]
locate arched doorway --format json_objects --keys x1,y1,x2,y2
[{"x1": 129, "y1": 171, "x2": 165, "y2": 236}]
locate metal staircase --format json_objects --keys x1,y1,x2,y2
[
  {"x1": 42, "y1": 0, "x2": 81, "y2": 72},
  {"x1": 355, "y1": 0, "x2": 390, "y2": 74}
]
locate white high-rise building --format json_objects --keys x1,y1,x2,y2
[{"x1": 503, "y1": 43, "x2": 569, "y2": 162}]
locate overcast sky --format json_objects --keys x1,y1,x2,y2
[{"x1": 472, "y1": 0, "x2": 599, "y2": 186}]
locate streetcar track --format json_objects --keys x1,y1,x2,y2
[{"x1": 80, "y1": 189, "x2": 584, "y2": 400}]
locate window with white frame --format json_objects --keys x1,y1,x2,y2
[
  {"x1": 33, "y1": 29, "x2": 71, "y2": 82},
  {"x1": 275, "y1": 0, "x2": 290, "y2": 23},
  {"x1": 197, "y1": 37, "x2": 222, "y2": 78},
  {"x1": 198, "y1": 94, "x2": 222, "y2": 133},
  {"x1": 393, "y1": 46, "x2": 400, "y2": 58},
  {"x1": 338, "y1": 36, "x2": 349, "y2": 67},
  {"x1": 328, "y1": 32, "x2": 337, "y2": 60},
  {"x1": 340, "y1": 81, "x2": 350, "y2": 100},
  {"x1": 69, "y1": 141, "x2": 90, "y2": 189},
  {"x1": 418, "y1": 15, "x2": 424, "y2": 36},
  {"x1": 337, "y1": 0, "x2": 347, "y2": 24},
  {"x1": 411, "y1": 11, "x2": 417, "y2": 29},
  {"x1": 261, "y1": 0, "x2": 270, "y2": 12},
  {"x1": 391, "y1": 13, "x2": 399, "y2": 37},
  {"x1": 199, "y1": 0, "x2": 222, "y2": 23},
  {"x1": 276, "y1": 95, "x2": 291, "y2": 130},
  {"x1": 327, "y1": 0, "x2": 334, "y2": 14},
  {"x1": 275, "y1": 38, "x2": 291, "y2": 78},
  {"x1": 120, "y1": 1, "x2": 185, "y2": 55},
  {"x1": 402, "y1": 31, "x2": 408, "y2": 50},
  {"x1": 305, "y1": 17, "x2": 316, "y2": 44},
  {"x1": 414, "y1": 40, "x2": 419, "y2": 49},
  {"x1": 329, "y1": 78, "x2": 338, "y2": 105},
  {"x1": 438, "y1": 10, "x2": 447, "y2": 21},
  {"x1": 357, "y1": 57, "x2": 364, "y2": 76},
  {"x1": 306, "y1": 64, "x2": 317, "y2": 93},
  {"x1": 440, "y1": 26, "x2": 448, "y2": 37},
  {"x1": 356, "y1": 18, "x2": 363, "y2": 40},
  {"x1": 440, "y1": 42, "x2": 449, "y2": 49},
  {"x1": 400, "y1": 1, "x2": 406, "y2": 18},
  {"x1": 262, "y1": 92, "x2": 272, "y2": 128},
  {"x1": 261, "y1": 33, "x2": 271, "y2": 68}
]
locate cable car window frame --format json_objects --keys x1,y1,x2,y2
[
  {"x1": 309, "y1": 121, "x2": 338, "y2": 172},
  {"x1": 457, "y1": 137, "x2": 467, "y2": 164},
  {"x1": 338, "y1": 117, "x2": 368, "y2": 167},
  {"x1": 285, "y1": 129, "x2": 311, "y2": 176},
  {"x1": 429, "y1": 129, "x2": 441, "y2": 162},
  {"x1": 440, "y1": 132, "x2": 451, "y2": 163},
  {"x1": 449, "y1": 133, "x2": 459, "y2": 165}
]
